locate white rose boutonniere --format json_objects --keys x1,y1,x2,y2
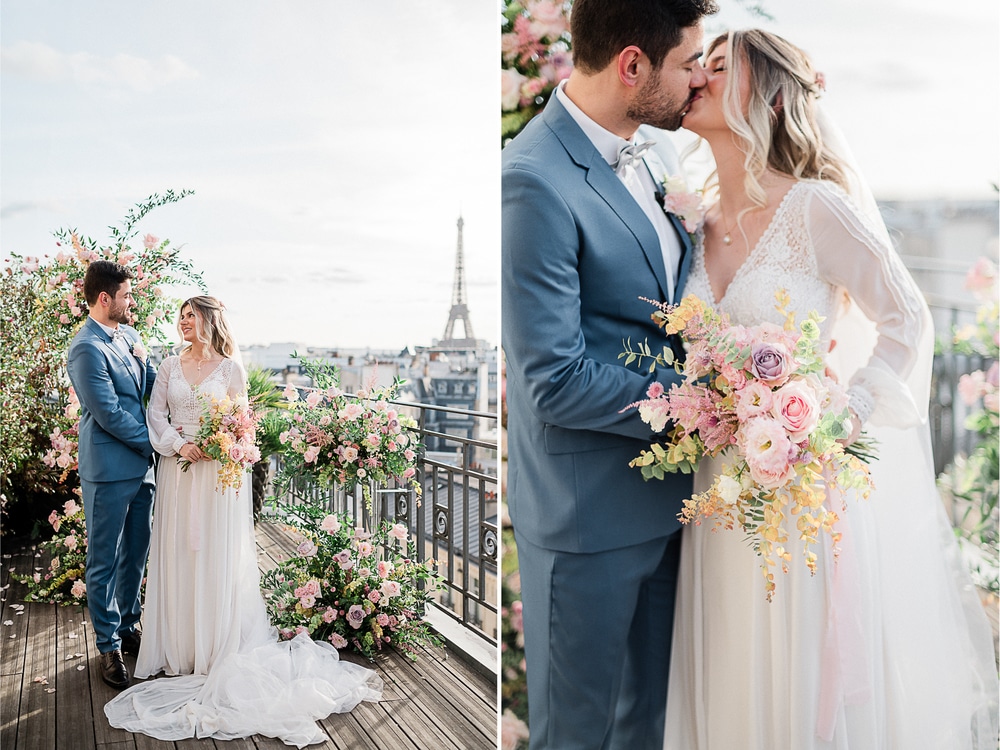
[
  {"x1": 131, "y1": 338, "x2": 148, "y2": 363},
  {"x1": 659, "y1": 173, "x2": 706, "y2": 239}
]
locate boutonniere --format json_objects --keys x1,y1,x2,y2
[
  {"x1": 130, "y1": 338, "x2": 148, "y2": 363},
  {"x1": 658, "y1": 173, "x2": 705, "y2": 239}
]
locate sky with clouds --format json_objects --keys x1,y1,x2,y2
[
  {"x1": 2, "y1": 0, "x2": 996, "y2": 347},
  {"x1": 2, "y1": 0, "x2": 498, "y2": 349}
]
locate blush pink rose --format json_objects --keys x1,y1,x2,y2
[
  {"x1": 329, "y1": 633, "x2": 348, "y2": 648},
  {"x1": 502, "y1": 68, "x2": 528, "y2": 111},
  {"x1": 388, "y1": 523, "x2": 408, "y2": 543},
  {"x1": 771, "y1": 381, "x2": 821, "y2": 442},
  {"x1": 320, "y1": 514, "x2": 341, "y2": 534},
  {"x1": 380, "y1": 580, "x2": 402, "y2": 598},
  {"x1": 526, "y1": 0, "x2": 568, "y2": 39}
]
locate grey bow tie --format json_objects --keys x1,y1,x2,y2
[
  {"x1": 111, "y1": 328, "x2": 124, "y2": 342},
  {"x1": 613, "y1": 140, "x2": 655, "y2": 174}
]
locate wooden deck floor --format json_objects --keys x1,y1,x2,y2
[{"x1": 0, "y1": 521, "x2": 497, "y2": 750}]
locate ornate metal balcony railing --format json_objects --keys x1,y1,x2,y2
[
  {"x1": 264, "y1": 399, "x2": 499, "y2": 653},
  {"x1": 901, "y1": 254, "x2": 996, "y2": 476}
]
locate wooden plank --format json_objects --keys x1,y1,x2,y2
[
  {"x1": 391, "y1": 647, "x2": 495, "y2": 745},
  {"x1": 321, "y1": 714, "x2": 378, "y2": 750},
  {"x1": 376, "y1": 650, "x2": 491, "y2": 750},
  {"x1": 1, "y1": 670, "x2": 24, "y2": 749},
  {"x1": 87, "y1": 637, "x2": 140, "y2": 748},
  {"x1": 1, "y1": 550, "x2": 33, "y2": 676},
  {"x1": 133, "y1": 734, "x2": 176, "y2": 750},
  {"x1": 55, "y1": 603, "x2": 96, "y2": 750},
  {"x1": 96, "y1": 742, "x2": 138, "y2": 750},
  {"x1": 19, "y1": 601, "x2": 57, "y2": 750}
]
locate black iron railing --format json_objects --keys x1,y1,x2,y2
[
  {"x1": 265, "y1": 399, "x2": 499, "y2": 650},
  {"x1": 901, "y1": 254, "x2": 995, "y2": 476}
]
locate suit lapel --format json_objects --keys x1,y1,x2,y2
[
  {"x1": 89, "y1": 319, "x2": 141, "y2": 393},
  {"x1": 641, "y1": 147, "x2": 695, "y2": 304},
  {"x1": 669, "y1": 213, "x2": 694, "y2": 304},
  {"x1": 544, "y1": 99, "x2": 670, "y2": 302}
]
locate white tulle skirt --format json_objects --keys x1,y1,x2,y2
[
  {"x1": 104, "y1": 456, "x2": 382, "y2": 747},
  {"x1": 664, "y1": 423, "x2": 998, "y2": 750}
]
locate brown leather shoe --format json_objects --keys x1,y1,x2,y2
[
  {"x1": 120, "y1": 628, "x2": 141, "y2": 656},
  {"x1": 100, "y1": 649, "x2": 130, "y2": 689}
]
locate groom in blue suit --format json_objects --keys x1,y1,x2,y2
[
  {"x1": 67, "y1": 260, "x2": 156, "y2": 690},
  {"x1": 502, "y1": 1, "x2": 716, "y2": 747}
]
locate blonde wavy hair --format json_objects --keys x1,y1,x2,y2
[
  {"x1": 710, "y1": 29, "x2": 850, "y2": 209},
  {"x1": 178, "y1": 295, "x2": 237, "y2": 358}
]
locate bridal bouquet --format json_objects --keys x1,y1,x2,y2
[
  {"x1": 623, "y1": 291, "x2": 875, "y2": 600},
  {"x1": 261, "y1": 507, "x2": 442, "y2": 661},
  {"x1": 276, "y1": 357, "x2": 422, "y2": 505},
  {"x1": 180, "y1": 393, "x2": 261, "y2": 492}
]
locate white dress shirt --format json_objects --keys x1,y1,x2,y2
[{"x1": 555, "y1": 81, "x2": 682, "y2": 300}]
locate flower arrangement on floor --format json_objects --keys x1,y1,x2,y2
[
  {"x1": 622, "y1": 291, "x2": 875, "y2": 600},
  {"x1": 181, "y1": 392, "x2": 261, "y2": 492},
  {"x1": 275, "y1": 356, "x2": 422, "y2": 506},
  {"x1": 13, "y1": 496, "x2": 88, "y2": 605},
  {"x1": 261, "y1": 506, "x2": 443, "y2": 661}
]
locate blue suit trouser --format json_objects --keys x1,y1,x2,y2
[
  {"x1": 80, "y1": 465, "x2": 154, "y2": 653},
  {"x1": 515, "y1": 528, "x2": 682, "y2": 750}
]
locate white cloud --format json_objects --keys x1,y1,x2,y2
[{"x1": 1, "y1": 40, "x2": 198, "y2": 91}]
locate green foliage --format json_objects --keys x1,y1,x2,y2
[
  {"x1": 936, "y1": 257, "x2": 999, "y2": 592},
  {"x1": 274, "y1": 355, "x2": 422, "y2": 506},
  {"x1": 1, "y1": 191, "x2": 203, "y2": 529},
  {"x1": 260, "y1": 506, "x2": 443, "y2": 661},
  {"x1": 12, "y1": 498, "x2": 88, "y2": 605}
]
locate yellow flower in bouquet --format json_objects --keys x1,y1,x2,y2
[
  {"x1": 623, "y1": 292, "x2": 876, "y2": 600},
  {"x1": 180, "y1": 393, "x2": 261, "y2": 492}
]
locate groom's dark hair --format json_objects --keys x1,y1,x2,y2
[
  {"x1": 83, "y1": 260, "x2": 134, "y2": 306},
  {"x1": 570, "y1": 0, "x2": 718, "y2": 73}
]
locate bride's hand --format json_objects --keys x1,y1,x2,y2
[
  {"x1": 838, "y1": 409, "x2": 862, "y2": 447},
  {"x1": 178, "y1": 442, "x2": 204, "y2": 462}
]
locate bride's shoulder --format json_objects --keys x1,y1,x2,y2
[{"x1": 797, "y1": 178, "x2": 848, "y2": 201}]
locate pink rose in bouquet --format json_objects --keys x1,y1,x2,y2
[{"x1": 622, "y1": 292, "x2": 876, "y2": 599}]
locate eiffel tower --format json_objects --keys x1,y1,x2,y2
[{"x1": 441, "y1": 215, "x2": 477, "y2": 348}]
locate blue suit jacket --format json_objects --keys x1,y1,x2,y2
[
  {"x1": 502, "y1": 96, "x2": 695, "y2": 554},
  {"x1": 67, "y1": 317, "x2": 156, "y2": 483}
]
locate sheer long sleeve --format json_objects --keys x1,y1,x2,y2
[
  {"x1": 147, "y1": 357, "x2": 188, "y2": 456},
  {"x1": 806, "y1": 185, "x2": 934, "y2": 427},
  {"x1": 226, "y1": 357, "x2": 248, "y2": 400}
]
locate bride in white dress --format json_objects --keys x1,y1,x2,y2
[
  {"x1": 663, "y1": 31, "x2": 998, "y2": 749},
  {"x1": 105, "y1": 296, "x2": 381, "y2": 747}
]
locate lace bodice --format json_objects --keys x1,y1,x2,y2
[
  {"x1": 147, "y1": 356, "x2": 246, "y2": 456},
  {"x1": 684, "y1": 180, "x2": 932, "y2": 427},
  {"x1": 686, "y1": 182, "x2": 842, "y2": 333}
]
